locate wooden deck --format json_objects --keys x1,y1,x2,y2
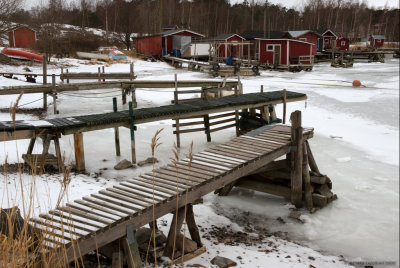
[{"x1": 28, "y1": 124, "x2": 313, "y2": 263}]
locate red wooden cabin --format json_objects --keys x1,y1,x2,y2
[
  {"x1": 255, "y1": 39, "x2": 313, "y2": 66},
  {"x1": 282, "y1": 30, "x2": 321, "y2": 55},
  {"x1": 336, "y1": 37, "x2": 350, "y2": 51},
  {"x1": 8, "y1": 26, "x2": 36, "y2": 48},
  {"x1": 369, "y1": 35, "x2": 385, "y2": 48},
  {"x1": 316, "y1": 29, "x2": 337, "y2": 50},
  {"x1": 214, "y1": 34, "x2": 245, "y2": 58},
  {"x1": 135, "y1": 29, "x2": 204, "y2": 57}
]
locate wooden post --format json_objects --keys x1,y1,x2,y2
[
  {"x1": 113, "y1": 98, "x2": 121, "y2": 156},
  {"x1": 203, "y1": 115, "x2": 211, "y2": 142},
  {"x1": 60, "y1": 67, "x2": 64, "y2": 83},
  {"x1": 27, "y1": 138, "x2": 36, "y2": 154},
  {"x1": 98, "y1": 67, "x2": 101, "y2": 82},
  {"x1": 302, "y1": 142, "x2": 313, "y2": 210},
  {"x1": 185, "y1": 204, "x2": 202, "y2": 247},
  {"x1": 123, "y1": 224, "x2": 142, "y2": 268},
  {"x1": 66, "y1": 69, "x2": 70, "y2": 84},
  {"x1": 261, "y1": 106, "x2": 270, "y2": 123},
  {"x1": 290, "y1": 110, "x2": 303, "y2": 208},
  {"x1": 39, "y1": 135, "x2": 51, "y2": 174},
  {"x1": 51, "y1": 74, "x2": 58, "y2": 114},
  {"x1": 174, "y1": 74, "x2": 181, "y2": 148},
  {"x1": 132, "y1": 85, "x2": 137, "y2": 108},
  {"x1": 269, "y1": 105, "x2": 277, "y2": 120},
  {"x1": 305, "y1": 140, "x2": 320, "y2": 175},
  {"x1": 74, "y1": 132, "x2": 85, "y2": 172},
  {"x1": 130, "y1": 62, "x2": 134, "y2": 81},
  {"x1": 102, "y1": 66, "x2": 105, "y2": 82},
  {"x1": 282, "y1": 89, "x2": 287, "y2": 124},
  {"x1": 42, "y1": 53, "x2": 47, "y2": 110},
  {"x1": 260, "y1": 85, "x2": 264, "y2": 93},
  {"x1": 122, "y1": 88, "x2": 127, "y2": 105},
  {"x1": 164, "y1": 207, "x2": 186, "y2": 258},
  {"x1": 129, "y1": 102, "x2": 137, "y2": 164}
]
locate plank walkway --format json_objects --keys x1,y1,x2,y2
[
  {"x1": 0, "y1": 90, "x2": 306, "y2": 139},
  {"x1": 28, "y1": 124, "x2": 313, "y2": 262}
]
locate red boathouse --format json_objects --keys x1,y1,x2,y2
[
  {"x1": 369, "y1": 35, "x2": 385, "y2": 48},
  {"x1": 8, "y1": 26, "x2": 36, "y2": 48},
  {"x1": 255, "y1": 39, "x2": 313, "y2": 66},
  {"x1": 136, "y1": 28, "x2": 204, "y2": 57},
  {"x1": 336, "y1": 37, "x2": 350, "y2": 51},
  {"x1": 282, "y1": 30, "x2": 321, "y2": 55},
  {"x1": 214, "y1": 34, "x2": 245, "y2": 58}
]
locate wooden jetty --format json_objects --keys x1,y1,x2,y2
[
  {"x1": 163, "y1": 55, "x2": 260, "y2": 77},
  {"x1": 0, "y1": 90, "x2": 306, "y2": 173},
  {"x1": 21, "y1": 116, "x2": 335, "y2": 266}
]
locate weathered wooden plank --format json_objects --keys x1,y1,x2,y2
[
  {"x1": 290, "y1": 111, "x2": 303, "y2": 208},
  {"x1": 223, "y1": 141, "x2": 267, "y2": 153},
  {"x1": 197, "y1": 152, "x2": 243, "y2": 165},
  {"x1": 90, "y1": 193, "x2": 144, "y2": 212},
  {"x1": 0, "y1": 130, "x2": 35, "y2": 142},
  {"x1": 166, "y1": 164, "x2": 214, "y2": 179},
  {"x1": 145, "y1": 172, "x2": 196, "y2": 187},
  {"x1": 160, "y1": 166, "x2": 210, "y2": 181},
  {"x1": 170, "y1": 162, "x2": 220, "y2": 177},
  {"x1": 192, "y1": 155, "x2": 237, "y2": 168},
  {"x1": 67, "y1": 202, "x2": 122, "y2": 222},
  {"x1": 51, "y1": 208, "x2": 110, "y2": 227},
  {"x1": 107, "y1": 186, "x2": 161, "y2": 205},
  {"x1": 39, "y1": 214, "x2": 98, "y2": 233},
  {"x1": 154, "y1": 168, "x2": 205, "y2": 184},
  {"x1": 217, "y1": 144, "x2": 263, "y2": 156},
  {"x1": 124, "y1": 179, "x2": 176, "y2": 196},
  {"x1": 74, "y1": 199, "x2": 129, "y2": 218},
  {"x1": 209, "y1": 146, "x2": 254, "y2": 160},
  {"x1": 82, "y1": 196, "x2": 138, "y2": 215},
  {"x1": 99, "y1": 189, "x2": 152, "y2": 208},
  {"x1": 113, "y1": 184, "x2": 165, "y2": 202},
  {"x1": 139, "y1": 174, "x2": 189, "y2": 192},
  {"x1": 183, "y1": 158, "x2": 231, "y2": 171},
  {"x1": 119, "y1": 182, "x2": 171, "y2": 199},
  {"x1": 199, "y1": 151, "x2": 246, "y2": 163},
  {"x1": 209, "y1": 123, "x2": 236, "y2": 133}
]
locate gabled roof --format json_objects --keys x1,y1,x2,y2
[
  {"x1": 316, "y1": 29, "x2": 337, "y2": 37},
  {"x1": 285, "y1": 30, "x2": 322, "y2": 38},
  {"x1": 241, "y1": 30, "x2": 285, "y2": 40},
  {"x1": 371, "y1": 35, "x2": 385, "y2": 39},
  {"x1": 161, "y1": 29, "x2": 205, "y2": 38},
  {"x1": 214, "y1": 33, "x2": 244, "y2": 41},
  {"x1": 8, "y1": 25, "x2": 36, "y2": 33}
]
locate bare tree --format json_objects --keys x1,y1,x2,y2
[{"x1": 0, "y1": 0, "x2": 23, "y2": 39}]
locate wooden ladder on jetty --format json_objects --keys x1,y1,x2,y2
[{"x1": 25, "y1": 111, "x2": 336, "y2": 267}]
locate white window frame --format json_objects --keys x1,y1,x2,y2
[{"x1": 341, "y1": 41, "x2": 346, "y2": 46}]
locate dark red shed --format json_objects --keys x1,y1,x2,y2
[
  {"x1": 214, "y1": 34, "x2": 245, "y2": 58},
  {"x1": 255, "y1": 39, "x2": 313, "y2": 65},
  {"x1": 135, "y1": 29, "x2": 204, "y2": 57},
  {"x1": 282, "y1": 30, "x2": 321, "y2": 55},
  {"x1": 316, "y1": 29, "x2": 337, "y2": 50},
  {"x1": 336, "y1": 37, "x2": 350, "y2": 51},
  {"x1": 8, "y1": 26, "x2": 36, "y2": 48},
  {"x1": 369, "y1": 35, "x2": 385, "y2": 48}
]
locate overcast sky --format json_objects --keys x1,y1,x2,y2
[{"x1": 24, "y1": 0, "x2": 399, "y2": 10}]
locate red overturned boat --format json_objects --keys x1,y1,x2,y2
[{"x1": 1, "y1": 47, "x2": 43, "y2": 61}]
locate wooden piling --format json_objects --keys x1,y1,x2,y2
[
  {"x1": 102, "y1": 66, "x2": 105, "y2": 82},
  {"x1": 283, "y1": 89, "x2": 287, "y2": 124},
  {"x1": 260, "y1": 85, "x2": 264, "y2": 93},
  {"x1": 42, "y1": 53, "x2": 47, "y2": 110},
  {"x1": 66, "y1": 69, "x2": 70, "y2": 84},
  {"x1": 130, "y1": 62, "x2": 134, "y2": 81},
  {"x1": 74, "y1": 132, "x2": 85, "y2": 172},
  {"x1": 132, "y1": 85, "x2": 137, "y2": 108},
  {"x1": 51, "y1": 74, "x2": 58, "y2": 114},
  {"x1": 129, "y1": 102, "x2": 136, "y2": 164},
  {"x1": 98, "y1": 67, "x2": 101, "y2": 83},
  {"x1": 305, "y1": 140, "x2": 320, "y2": 175},
  {"x1": 113, "y1": 98, "x2": 121, "y2": 156},
  {"x1": 290, "y1": 110, "x2": 303, "y2": 208},
  {"x1": 174, "y1": 74, "x2": 181, "y2": 147},
  {"x1": 123, "y1": 224, "x2": 142, "y2": 268},
  {"x1": 122, "y1": 88, "x2": 127, "y2": 105},
  {"x1": 302, "y1": 142, "x2": 313, "y2": 210}
]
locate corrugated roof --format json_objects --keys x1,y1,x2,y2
[
  {"x1": 163, "y1": 24, "x2": 178, "y2": 29},
  {"x1": 371, "y1": 35, "x2": 385, "y2": 39},
  {"x1": 214, "y1": 33, "x2": 244, "y2": 40},
  {"x1": 240, "y1": 30, "x2": 285, "y2": 40}
]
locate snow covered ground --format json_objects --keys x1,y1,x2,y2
[{"x1": 0, "y1": 55, "x2": 398, "y2": 267}]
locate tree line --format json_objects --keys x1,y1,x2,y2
[{"x1": 4, "y1": 0, "x2": 400, "y2": 43}]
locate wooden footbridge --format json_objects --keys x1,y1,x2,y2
[
  {"x1": 24, "y1": 121, "x2": 335, "y2": 267},
  {"x1": 0, "y1": 90, "x2": 307, "y2": 172}
]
